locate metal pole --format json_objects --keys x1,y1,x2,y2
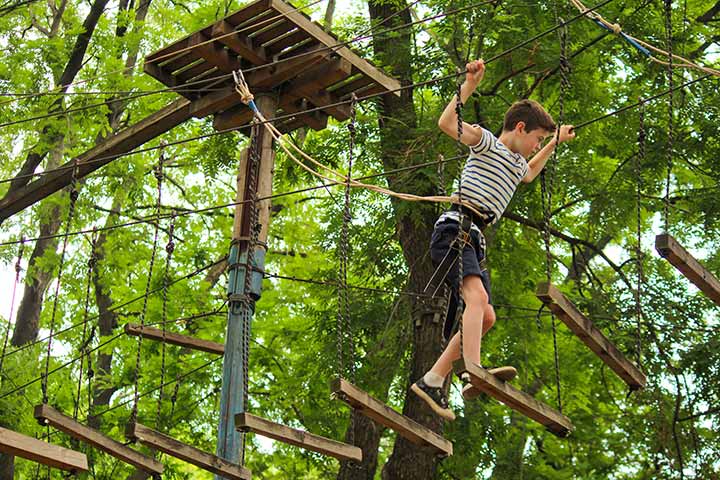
[{"x1": 216, "y1": 93, "x2": 278, "y2": 473}]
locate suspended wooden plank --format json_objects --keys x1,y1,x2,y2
[
  {"x1": 235, "y1": 413, "x2": 362, "y2": 462},
  {"x1": 0, "y1": 426, "x2": 89, "y2": 473},
  {"x1": 454, "y1": 361, "x2": 574, "y2": 438},
  {"x1": 655, "y1": 233, "x2": 720, "y2": 306},
  {"x1": 34, "y1": 405, "x2": 164, "y2": 475},
  {"x1": 129, "y1": 422, "x2": 251, "y2": 479},
  {"x1": 124, "y1": 323, "x2": 225, "y2": 355},
  {"x1": 536, "y1": 282, "x2": 647, "y2": 390},
  {"x1": 330, "y1": 378, "x2": 452, "y2": 456}
]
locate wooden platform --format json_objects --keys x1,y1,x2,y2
[
  {"x1": 129, "y1": 422, "x2": 251, "y2": 479},
  {"x1": 454, "y1": 361, "x2": 574, "y2": 438},
  {"x1": 656, "y1": 233, "x2": 720, "y2": 307},
  {"x1": 124, "y1": 323, "x2": 225, "y2": 355},
  {"x1": 144, "y1": 0, "x2": 400, "y2": 133},
  {"x1": 34, "y1": 405, "x2": 164, "y2": 475},
  {"x1": 0, "y1": 426, "x2": 89, "y2": 473},
  {"x1": 330, "y1": 378, "x2": 452, "y2": 456},
  {"x1": 536, "y1": 282, "x2": 647, "y2": 390},
  {"x1": 235, "y1": 412, "x2": 362, "y2": 462}
]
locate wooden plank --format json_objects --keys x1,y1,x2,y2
[
  {"x1": 189, "y1": 32, "x2": 242, "y2": 74},
  {"x1": 224, "y1": 0, "x2": 272, "y2": 29},
  {"x1": 655, "y1": 233, "x2": 720, "y2": 306},
  {"x1": 212, "y1": 20, "x2": 267, "y2": 65},
  {"x1": 283, "y1": 56, "x2": 352, "y2": 120},
  {"x1": 264, "y1": 27, "x2": 308, "y2": 54},
  {"x1": 250, "y1": 19, "x2": 293, "y2": 45},
  {"x1": 144, "y1": 61, "x2": 178, "y2": 88},
  {"x1": 124, "y1": 323, "x2": 225, "y2": 355},
  {"x1": 536, "y1": 282, "x2": 647, "y2": 390},
  {"x1": 454, "y1": 361, "x2": 574, "y2": 438},
  {"x1": 129, "y1": 423, "x2": 251, "y2": 479},
  {"x1": 0, "y1": 99, "x2": 192, "y2": 222},
  {"x1": 0, "y1": 426, "x2": 89, "y2": 473},
  {"x1": 268, "y1": 0, "x2": 400, "y2": 95},
  {"x1": 34, "y1": 405, "x2": 163, "y2": 475},
  {"x1": 189, "y1": 86, "x2": 244, "y2": 118},
  {"x1": 330, "y1": 75, "x2": 373, "y2": 99},
  {"x1": 278, "y1": 99, "x2": 328, "y2": 131},
  {"x1": 213, "y1": 105, "x2": 254, "y2": 131},
  {"x1": 235, "y1": 413, "x2": 362, "y2": 462},
  {"x1": 330, "y1": 378, "x2": 452, "y2": 456}
]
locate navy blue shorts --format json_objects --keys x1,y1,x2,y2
[{"x1": 429, "y1": 219, "x2": 491, "y2": 340}]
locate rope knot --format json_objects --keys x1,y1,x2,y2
[{"x1": 610, "y1": 23, "x2": 622, "y2": 34}]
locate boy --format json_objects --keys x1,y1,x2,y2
[{"x1": 411, "y1": 59, "x2": 576, "y2": 421}]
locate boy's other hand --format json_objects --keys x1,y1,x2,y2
[
  {"x1": 556, "y1": 125, "x2": 576, "y2": 143},
  {"x1": 465, "y1": 59, "x2": 485, "y2": 86}
]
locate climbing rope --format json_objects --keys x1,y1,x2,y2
[
  {"x1": 74, "y1": 230, "x2": 98, "y2": 421},
  {"x1": 455, "y1": 78, "x2": 469, "y2": 369},
  {"x1": 635, "y1": 101, "x2": 646, "y2": 368},
  {"x1": 0, "y1": 240, "x2": 23, "y2": 381},
  {"x1": 156, "y1": 212, "x2": 176, "y2": 428},
  {"x1": 663, "y1": 0, "x2": 674, "y2": 234}
]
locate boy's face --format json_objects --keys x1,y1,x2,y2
[{"x1": 515, "y1": 122, "x2": 552, "y2": 159}]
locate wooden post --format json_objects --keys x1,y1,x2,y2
[{"x1": 216, "y1": 93, "x2": 278, "y2": 473}]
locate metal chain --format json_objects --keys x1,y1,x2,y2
[
  {"x1": 635, "y1": 101, "x2": 646, "y2": 368},
  {"x1": 42, "y1": 165, "x2": 80, "y2": 404},
  {"x1": 0, "y1": 240, "x2": 24, "y2": 381},
  {"x1": 663, "y1": 0, "x2": 673, "y2": 232},
  {"x1": 437, "y1": 154, "x2": 446, "y2": 196},
  {"x1": 74, "y1": 230, "x2": 98, "y2": 420},
  {"x1": 130, "y1": 145, "x2": 165, "y2": 424},
  {"x1": 156, "y1": 212, "x2": 176, "y2": 428}
]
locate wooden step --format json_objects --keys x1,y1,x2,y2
[
  {"x1": 330, "y1": 378, "x2": 452, "y2": 456},
  {"x1": 34, "y1": 404, "x2": 163, "y2": 475},
  {"x1": 235, "y1": 413, "x2": 362, "y2": 462},
  {"x1": 124, "y1": 323, "x2": 224, "y2": 355},
  {"x1": 129, "y1": 422, "x2": 251, "y2": 479},
  {"x1": 536, "y1": 282, "x2": 647, "y2": 390},
  {"x1": 454, "y1": 361, "x2": 574, "y2": 438},
  {"x1": 0, "y1": 426, "x2": 88, "y2": 473},
  {"x1": 655, "y1": 233, "x2": 720, "y2": 307}
]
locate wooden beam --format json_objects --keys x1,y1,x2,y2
[
  {"x1": 190, "y1": 86, "x2": 244, "y2": 118},
  {"x1": 251, "y1": 19, "x2": 293, "y2": 45},
  {"x1": 0, "y1": 426, "x2": 89, "y2": 473},
  {"x1": 454, "y1": 361, "x2": 574, "y2": 438},
  {"x1": 264, "y1": 28, "x2": 308, "y2": 54},
  {"x1": 34, "y1": 405, "x2": 164, "y2": 475},
  {"x1": 213, "y1": 105, "x2": 254, "y2": 131},
  {"x1": 268, "y1": 0, "x2": 400, "y2": 96},
  {"x1": 235, "y1": 413, "x2": 362, "y2": 462},
  {"x1": 656, "y1": 233, "x2": 720, "y2": 306},
  {"x1": 283, "y1": 56, "x2": 352, "y2": 120},
  {"x1": 189, "y1": 32, "x2": 242, "y2": 74},
  {"x1": 129, "y1": 423, "x2": 251, "y2": 479},
  {"x1": 536, "y1": 282, "x2": 647, "y2": 390},
  {"x1": 278, "y1": 99, "x2": 328, "y2": 131},
  {"x1": 124, "y1": 323, "x2": 225, "y2": 355},
  {"x1": 212, "y1": 20, "x2": 267, "y2": 65},
  {"x1": 0, "y1": 99, "x2": 192, "y2": 223},
  {"x1": 330, "y1": 378, "x2": 452, "y2": 456}
]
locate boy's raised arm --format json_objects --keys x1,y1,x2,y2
[{"x1": 438, "y1": 60, "x2": 486, "y2": 146}]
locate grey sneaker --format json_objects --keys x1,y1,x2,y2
[
  {"x1": 411, "y1": 378, "x2": 456, "y2": 421},
  {"x1": 462, "y1": 366, "x2": 518, "y2": 401}
]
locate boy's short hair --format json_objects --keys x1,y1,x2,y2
[{"x1": 503, "y1": 99, "x2": 556, "y2": 133}]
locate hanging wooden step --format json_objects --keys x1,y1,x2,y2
[
  {"x1": 330, "y1": 378, "x2": 453, "y2": 457},
  {"x1": 124, "y1": 323, "x2": 224, "y2": 355},
  {"x1": 655, "y1": 233, "x2": 720, "y2": 307},
  {"x1": 536, "y1": 282, "x2": 647, "y2": 390},
  {"x1": 454, "y1": 361, "x2": 574, "y2": 438},
  {"x1": 235, "y1": 413, "x2": 362, "y2": 462},
  {"x1": 34, "y1": 405, "x2": 164, "y2": 475},
  {"x1": 128, "y1": 422, "x2": 251, "y2": 479},
  {"x1": 0, "y1": 426, "x2": 89, "y2": 473}
]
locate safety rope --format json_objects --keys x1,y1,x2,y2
[
  {"x1": 0, "y1": 240, "x2": 24, "y2": 382},
  {"x1": 455, "y1": 78, "x2": 469, "y2": 369},
  {"x1": 74, "y1": 230, "x2": 98, "y2": 421},
  {"x1": 130, "y1": 144, "x2": 165, "y2": 425},
  {"x1": 42, "y1": 165, "x2": 80, "y2": 404},
  {"x1": 156, "y1": 212, "x2": 176, "y2": 428},
  {"x1": 663, "y1": 0, "x2": 674, "y2": 233},
  {"x1": 635, "y1": 101, "x2": 645, "y2": 368}
]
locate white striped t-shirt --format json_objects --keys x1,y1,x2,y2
[{"x1": 453, "y1": 125, "x2": 528, "y2": 224}]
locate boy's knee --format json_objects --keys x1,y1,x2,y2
[
  {"x1": 483, "y1": 305, "x2": 496, "y2": 329},
  {"x1": 462, "y1": 276, "x2": 489, "y2": 308}
]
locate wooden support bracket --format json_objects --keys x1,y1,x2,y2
[
  {"x1": 129, "y1": 422, "x2": 251, "y2": 479},
  {"x1": 330, "y1": 378, "x2": 452, "y2": 456},
  {"x1": 124, "y1": 323, "x2": 225, "y2": 355},
  {"x1": 235, "y1": 413, "x2": 362, "y2": 462},
  {"x1": 0, "y1": 426, "x2": 89, "y2": 473},
  {"x1": 454, "y1": 361, "x2": 574, "y2": 438},
  {"x1": 34, "y1": 404, "x2": 164, "y2": 475},
  {"x1": 536, "y1": 282, "x2": 647, "y2": 390},
  {"x1": 655, "y1": 233, "x2": 720, "y2": 306}
]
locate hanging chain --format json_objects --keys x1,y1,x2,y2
[
  {"x1": 437, "y1": 154, "x2": 446, "y2": 196},
  {"x1": 42, "y1": 164, "x2": 80, "y2": 404},
  {"x1": 0, "y1": 239, "x2": 24, "y2": 380},
  {"x1": 74, "y1": 230, "x2": 98, "y2": 420},
  {"x1": 663, "y1": 0, "x2": 673, "y2": 232},
  {"x1": 130, "y1": 144, "x2": 165, "y2": 425},
  {"x1": 156, "y1": 212, "x2": 176, "y2": 428},
  {"x1": 635, "y1": 102, "x2": 646, "y2": 368}
]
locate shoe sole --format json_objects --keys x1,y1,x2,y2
[
  {"x1": 462, "y1": 367, "x2": 518, "y2": 401},
  {"x1": 411, "y1": 383, "x2": 456, "y2": 421}
]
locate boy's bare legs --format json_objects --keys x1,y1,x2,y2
[{"x1": 428, "y1": 275, "x2": 496, "y2": 379}]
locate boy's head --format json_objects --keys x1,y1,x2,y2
[{"x1": 502, "y1": 100, "x2": 556, "y2": 158}]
